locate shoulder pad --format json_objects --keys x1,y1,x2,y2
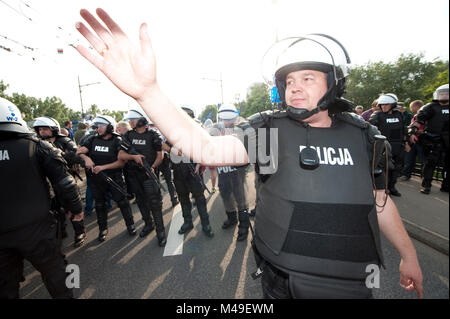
[
  {"x1": 247, "y1": 110, "x2": 287, "y2": 127},
  {"x1": 336, "y1": 112, "x2": 380, "y2": 143},
  {"x1": 335, "y1": 112, "x2": 369, "y2": 129},
  {"x1": 112, "y1": 132, "x2": 121, "y2": 138},
  {"x1": 37, "y1": 139, "x2": 67, "y2": 164}
]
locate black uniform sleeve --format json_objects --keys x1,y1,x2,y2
[
  {"x1": 415, "y1": 103, "x2": 435, "y2": 124},
  {"x1": 36, "y1": 140, "x2": 83, "y2": 214},
  {"x1": 58, "y1": 136, "x2": 82, "y2": 166},
  {"x1": 150, "y1": 130, "x2": 162, "y2": 152},
  {"x1": 80, "y1": 134, "x2": 95, "y2": 153},
  {"x1": 368, "y1": 111, "x2": 381, "y2": 127}
]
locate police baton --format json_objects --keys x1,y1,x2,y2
[
  {"x1": 121, "y1": 139, "x2": 167, "y2": 192},
  {"x1": 188, "y1": 163, "x2": 212, "y2": 195}
]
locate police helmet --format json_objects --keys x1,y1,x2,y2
[
  {"x1": 377, "y1": 93, "x2": 398, "y2": 112},
  {"x1": 218, "y1": 104, "x2": 239, "y2": 121},
  {"x1": 32, "y1": 116, "x2": 61, "y2": 138},
  {"x1": 433, "y1": 84, "x2": 449, "y2": 103},
  {"x1": 203, "y1": 118, "x2": 213, "y2": 128},
  {"x1": 93, "y1": 115, "x2": 116, "y2": 135},
  {"x1": 262, "y1": 34, "x2": 352, "y2": 119},
  {"x1": 0, "y1": 97, "x2": 30, "y2": 134},
  {"x1": 126, "y1": 108, "x2": 150, "y2": 127},
  {"x1": 181, "y1": 106, "x2": 195, "y2": 118}
]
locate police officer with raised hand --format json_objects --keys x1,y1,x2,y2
[
  {"x1": 118, "y1": 108, "x2": 167, "y2": 246},
  {"x1": 75, "y1": 9, "x2": 422, "y2": 298},
  {"x1": 209, "y1": 104, "x2": 250, "y2": 241},
  {"x1": 170, "y1": 107, "x2": 214, "y2": 238},
  {"x1": 409, "y1": 84, "x2": 449, "y2": 194},
  {"x1": 33, "y1": 117, "x2": 87, "y2": 247},
  {"x1": 77, "y1": 114, "x2": 136, "y2": 242},
  {"x1": 369, "y1": 94, "x2": 408, "y2": 197},
  {"x1": 0, "y1": 97, "x2": 83, "y2": 298}
]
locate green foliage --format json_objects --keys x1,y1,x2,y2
[
  {"x1": 239, "y1": 82, "x2": 273, "y2": 118},
  {"x1": 198, "y1": 104, "x2": 218, "y2": 123},
  {"x1": 346, "y1": 53, "x2": 449, "y2": 110}
]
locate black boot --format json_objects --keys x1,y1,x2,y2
[
  {"x1": 222, "y1": 211, "x2": 237, "y2": 229},
  {"x1": 98, "y1": 228, "x2": 108, "y2": 242},
  {"x1": 420, "y1": 187, "x2": 431, "y2": 194},
  {"x1": 389, "y1": 188, "x2": 401, "y2": 197},
  {"x1": 178, "y1": 220, "x2": 194, "y2": 234},
  {"x1": 72, "y1": 220, "x2": 86, "y2": 247},
  {"x1": 74, "y1": 233, "x2": 86, "y2": 247},
  {"x1": 157, "y1": 231, "x2": 167, "y2": 247},
  {"x1": 140, "y1": 221, "x2": 155, "y2": 238},
  {"x1": 127, "y1": 224, "x2": 137, "y2": 236},
  {"x1": 179, "y1": 203, "x2": 193, "y2": 234},
  {"x1": 202, "y1": 224, "x2": 214, "y2": 238},
  {"x1": 237, "y1": 210, "x2": 250, "y2": 242}
]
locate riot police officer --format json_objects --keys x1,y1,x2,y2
[
  {"x1": 0, "y1": 97, "x2": 83, "y2": 298},
  {"x1": 118, "y1": 109, "x2": 167, "y2": 246},
  {"x1": 77, "y1": 115, "x2": 136, "y2": 242},
  {"x1": 209, "y1": 104, "x2": 250, "y2": 241},
  {"x1": 170, "y1": 107, "x2": 213, "y2": 238},
  {"x1": 75, "y1": 11, "x2": 423, "y2": 299},
  {"x1": 409, "y1": 84, "x2": 449, "y2": 194},
  {"x1": 33, "y1": 117, "x2": 87, "y2": 247},
  {"x1": 369, "y1": 94, "x2": 407, "y2": 197}
]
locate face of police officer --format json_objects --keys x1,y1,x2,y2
[
  {"x1": 38, "y1": 127, "x2": 53, "y2": 138},
  {"x1": 97, "y1": 124, "x2": 108, "y2": 136},
  {"x1": 380, "y1": 104, "x2": 393, "y2": 113},
  {"x1": 285, "y1": 70, "x2": 328, "y2": 111},
  {"x1": 438, "y1": 91, "x2": 449, "y2": 106},
  {"x1": 128, "y1": 119, "x2": 138, "y2": 129}
]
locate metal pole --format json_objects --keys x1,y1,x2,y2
[{"x1": 78, "y1": 75, "x2": 84, "y2": 117}]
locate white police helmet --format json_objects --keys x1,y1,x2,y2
[
  {"x1": 433, "y1": 84, "x2": 449, "y2": 102},
  {"x1": 0, "y1": 97, "x2": 30, "y2": 133},
  {"x1": 32, "y1": 116, "x2": 61, "y2": 136},
  {"x1": 218, "y1": 104, "x2": 239, "y2": 121},
  {"x1": 93, "y1": 114, "x2": 116, "y2": 134},
  {"x1": 377, "y1": 93, "x2": 398, "y2": 105}
]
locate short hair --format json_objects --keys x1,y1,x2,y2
[
  {"x1": 371, "y1": 99, "x2": 378, "y2": 107},
  {"x1": 117, "y1": 120, "x2": 131, "y2": 130},
  {"x1": 410, "y1": 100, "x2": 424, "y2": 109},
  {"x1": 60, "y1": 127, "x2": 69, "y2": 136},
  {"x1": 355, "y1": 105, "x2": 364, "y2": 111},
  {"x1": 64, "y1": 120, "x2": 72, "y2": 126}
]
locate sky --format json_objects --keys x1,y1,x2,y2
[{"x1": 0, "y1": 0, "x2": 449, "y2": 118}]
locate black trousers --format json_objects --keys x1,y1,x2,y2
[
  {"x1": 0, "y1": 215, "x2": 72, "y2": 299},
  {"x1": 421, "y1": 139, "x2": 449, "y2": 189},
  {"x1": 126, "y1": 168, "x2": 165, "y2": 232},
  {"x1": 90, "y1": 171, "x2": 134, "y2": 231},
  {"x1": 173, "y1": 166, "x2": 209, "y2": 225},
  {"x1": 388, "y1": 143, "x2": 404, "y2": 190},
  {"x1": 158, "y1": 154, "x2": 177, "y2": 202}
]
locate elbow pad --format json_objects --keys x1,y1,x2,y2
[{"x1": 55, "y1": 175, "x2": 82, "y2": 215}]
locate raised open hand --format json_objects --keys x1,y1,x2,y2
[{"x1": 75, "y1": 8, "x2": 157, "y2": 102}]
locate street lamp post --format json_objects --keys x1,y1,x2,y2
[
  {"x1": 78, "y1": 75, "x2": 101, "y2": 118},
  {"x1": 201, "y1": 72, "x2": 224, "y2": 106}
]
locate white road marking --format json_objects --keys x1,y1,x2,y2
[{"x1": 163, "y1": 206, "x2": 185, "y2": 256}]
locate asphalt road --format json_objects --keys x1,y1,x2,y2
[{"x1": 20, "y1": 170, "x2": 449, "y2": 299}]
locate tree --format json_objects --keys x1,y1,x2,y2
[
  {"x1": 240, "y1": 83, "x2": 273, "y2": 118},
  {"x1": 199, "y1": 104, "x2": 218, "y2": 123},
  {"x1": 345, "y1": 53, "x2": 448, "y2": 109}
]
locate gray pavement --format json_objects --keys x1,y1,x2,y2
[{"x1": 20, "y1": 169, "x2": 449, "y2": 299}]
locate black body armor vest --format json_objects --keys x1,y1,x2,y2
[
  {"x1": 0, "y1": 136, "x2": 51, "y2": 233},
  {"x1": 253, "y1": 115, "x2": 384, "y2": 280}
]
